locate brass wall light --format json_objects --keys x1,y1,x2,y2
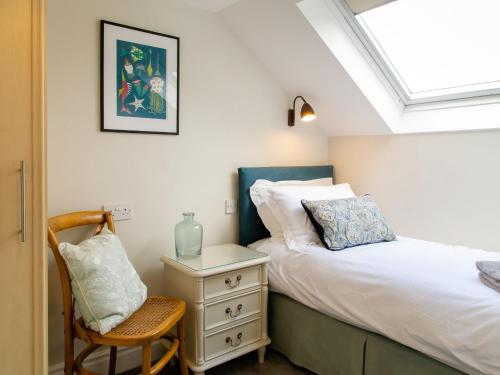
[{"x1": 288, "y1": 96, "x2": 316, "y2": 127}]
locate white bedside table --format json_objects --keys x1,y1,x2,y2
[{"x1": 161, "y1": 244, "x2": 271, "y2": 375}]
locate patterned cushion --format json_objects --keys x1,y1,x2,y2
[
  {"x1": 59, "y1": 229, "x2": 147, "y2": 334},
  {"x1": 301, "y1": 196, "x2": 396, "y2": 250}
]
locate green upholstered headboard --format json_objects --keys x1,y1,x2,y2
[{"x1": 238, "y1": 165, "x2": 335, "y2": 246}]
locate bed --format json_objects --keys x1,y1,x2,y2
[{"x1": 238, "y1": 165, "x2": 500, "y2": 375}]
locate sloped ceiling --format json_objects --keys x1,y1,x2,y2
[
  {"x1": 179, "y1": 0, "x2": 500, "y2": 135},
  {"x1": 220, "y1": 0, "x2": 391, "y2": 135},
  {"x1": 174, "y1": 0, "x2": 241, "y2": 12}
]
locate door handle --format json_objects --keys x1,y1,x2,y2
[{"x1": 19, "y1": 161, "x2": 26, "y2": 242}]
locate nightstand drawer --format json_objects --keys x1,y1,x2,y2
[
  {"x1": 205, "y1": 290, "x2": 261, "y2": 331},
  {"x1": 204, "y1": 266, "x2": 260, "y2": 300},
  {"x1": 204, "y1": 318, "x2": 261, "y2": 361}
]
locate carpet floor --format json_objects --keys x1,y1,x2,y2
[{"x1": 119, "y1": 348, "x2": 313, "y2": 374}]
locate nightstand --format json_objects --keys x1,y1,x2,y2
[{"x1": 161, "y1": 244, "x2": 271, "y2": 375}]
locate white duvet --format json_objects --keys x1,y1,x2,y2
[{"x1": 249, "y1": 237, "x2": 500, "y2": 375}]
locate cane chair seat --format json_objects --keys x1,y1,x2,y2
[{"x1": 77, "y1": 297, "x2": 186, "y2": 346}]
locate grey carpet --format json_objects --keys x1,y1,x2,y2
[{"x1": 119, "y1": 349, "x2": 313, "y2": 374}]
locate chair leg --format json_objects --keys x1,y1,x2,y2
[
  {"x1": 64, "y1": 348, "x2": 74, "y2": 375},
  {"x1": 178, "y1": 317, "x2": 189, "y2": 375},
  {"x1": 64, "y1": 326, "x2": 75, "y2": 375},
  {"x1": 108, "y1": 346, "x2": 117, "y2": 375},
  {"x1": 142, "y1": 343, "x2": 152, "y2": 375}
]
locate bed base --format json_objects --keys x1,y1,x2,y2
[{"x1": 269, "y1": 292, "x2": 465, "y2": 375}]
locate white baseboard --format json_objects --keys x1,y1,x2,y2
[{"x1": 48, "y1": 341, "x2": 167, "y2": 375}]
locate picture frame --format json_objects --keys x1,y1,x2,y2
[{"x1": 100, "y1": 20, "x2": 179, "y2": 135}]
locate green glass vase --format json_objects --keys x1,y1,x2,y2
[{"x1": 175, "y1": 212, "x2": 203, "y2": 257}]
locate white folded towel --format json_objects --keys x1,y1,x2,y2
[{"x1": 476, "y1": 261, "x2": 500, "y2": 281}]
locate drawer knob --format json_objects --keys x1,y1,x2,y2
[
  {"x1": 225, "y1": 274, "x2": 242, "y2": 288},
  {"x1": 225, "y1": 303, "x2": 243, "y2": 318},
  {"x1": 225, "y1": 332, "x2": 243, "y2": 347}
]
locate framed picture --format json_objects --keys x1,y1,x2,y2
[{"x1": 101, "y1": 20, "x2": 179, "y2": 135}]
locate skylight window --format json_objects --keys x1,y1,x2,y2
[{"x1": 353, "y1": 0, "x2": 500, "y2": 105}]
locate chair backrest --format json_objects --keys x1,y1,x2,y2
[{"x1": 47, "y1": 211, "x2": 115, "y2": 370}]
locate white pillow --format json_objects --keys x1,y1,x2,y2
[
  {"x1": 265, "y1": 184, "x2": 355, "y2": 250},
  {"x1": 250, "y1": 178, "x2": 332, "y2": 239},
  {"x1": 59, "y1": 228, "x2": 147, "y2": 334}
]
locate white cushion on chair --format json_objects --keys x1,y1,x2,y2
[{"x1": 59, "y1": 228, "x2": 147, "y2": 334}]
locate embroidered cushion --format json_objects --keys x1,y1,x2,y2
[
  {"x1": 59, "y1": 228, "x2": 147, "y2": 334},
  {"x1": 301, "y1": 195, "x2": 396, "y2": 250}
]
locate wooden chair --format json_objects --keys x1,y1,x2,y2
[{"x1": 48, "y1": 210, "x2": 189, "y2": 375}]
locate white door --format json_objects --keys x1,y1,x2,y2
[{"x1": 0, "y1": 0, "x2": 47, "y2": 373}]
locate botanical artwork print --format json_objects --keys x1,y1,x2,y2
[
  {"x1": 116, "y1": 40, "x2": 167, "y2": 120},
  {"x1": 301, "y1": 195, "x2": 396, "y2": 250}
]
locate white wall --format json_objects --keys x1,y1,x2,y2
[
  {"x1": 48, "y1": 0, "x2": 328, "y2": 366},
  {"x1": 329, "y1": 132, "x2": 500, "y2": 252}
]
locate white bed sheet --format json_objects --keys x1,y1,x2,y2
[{"x1": 249, "y1": 237, "x2": 500, "y2": 375}]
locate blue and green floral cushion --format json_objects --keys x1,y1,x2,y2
[{"x1": 301, "y1": 196, "x2": 396, "y2": 250}]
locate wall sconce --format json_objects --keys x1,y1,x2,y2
[{"x1": 288, "y1": 96, "x2": 316, "y2": 127}]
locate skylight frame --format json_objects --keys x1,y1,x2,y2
[{"x1": 335, "y1": 0, "x2": 500, "y2": 107}]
